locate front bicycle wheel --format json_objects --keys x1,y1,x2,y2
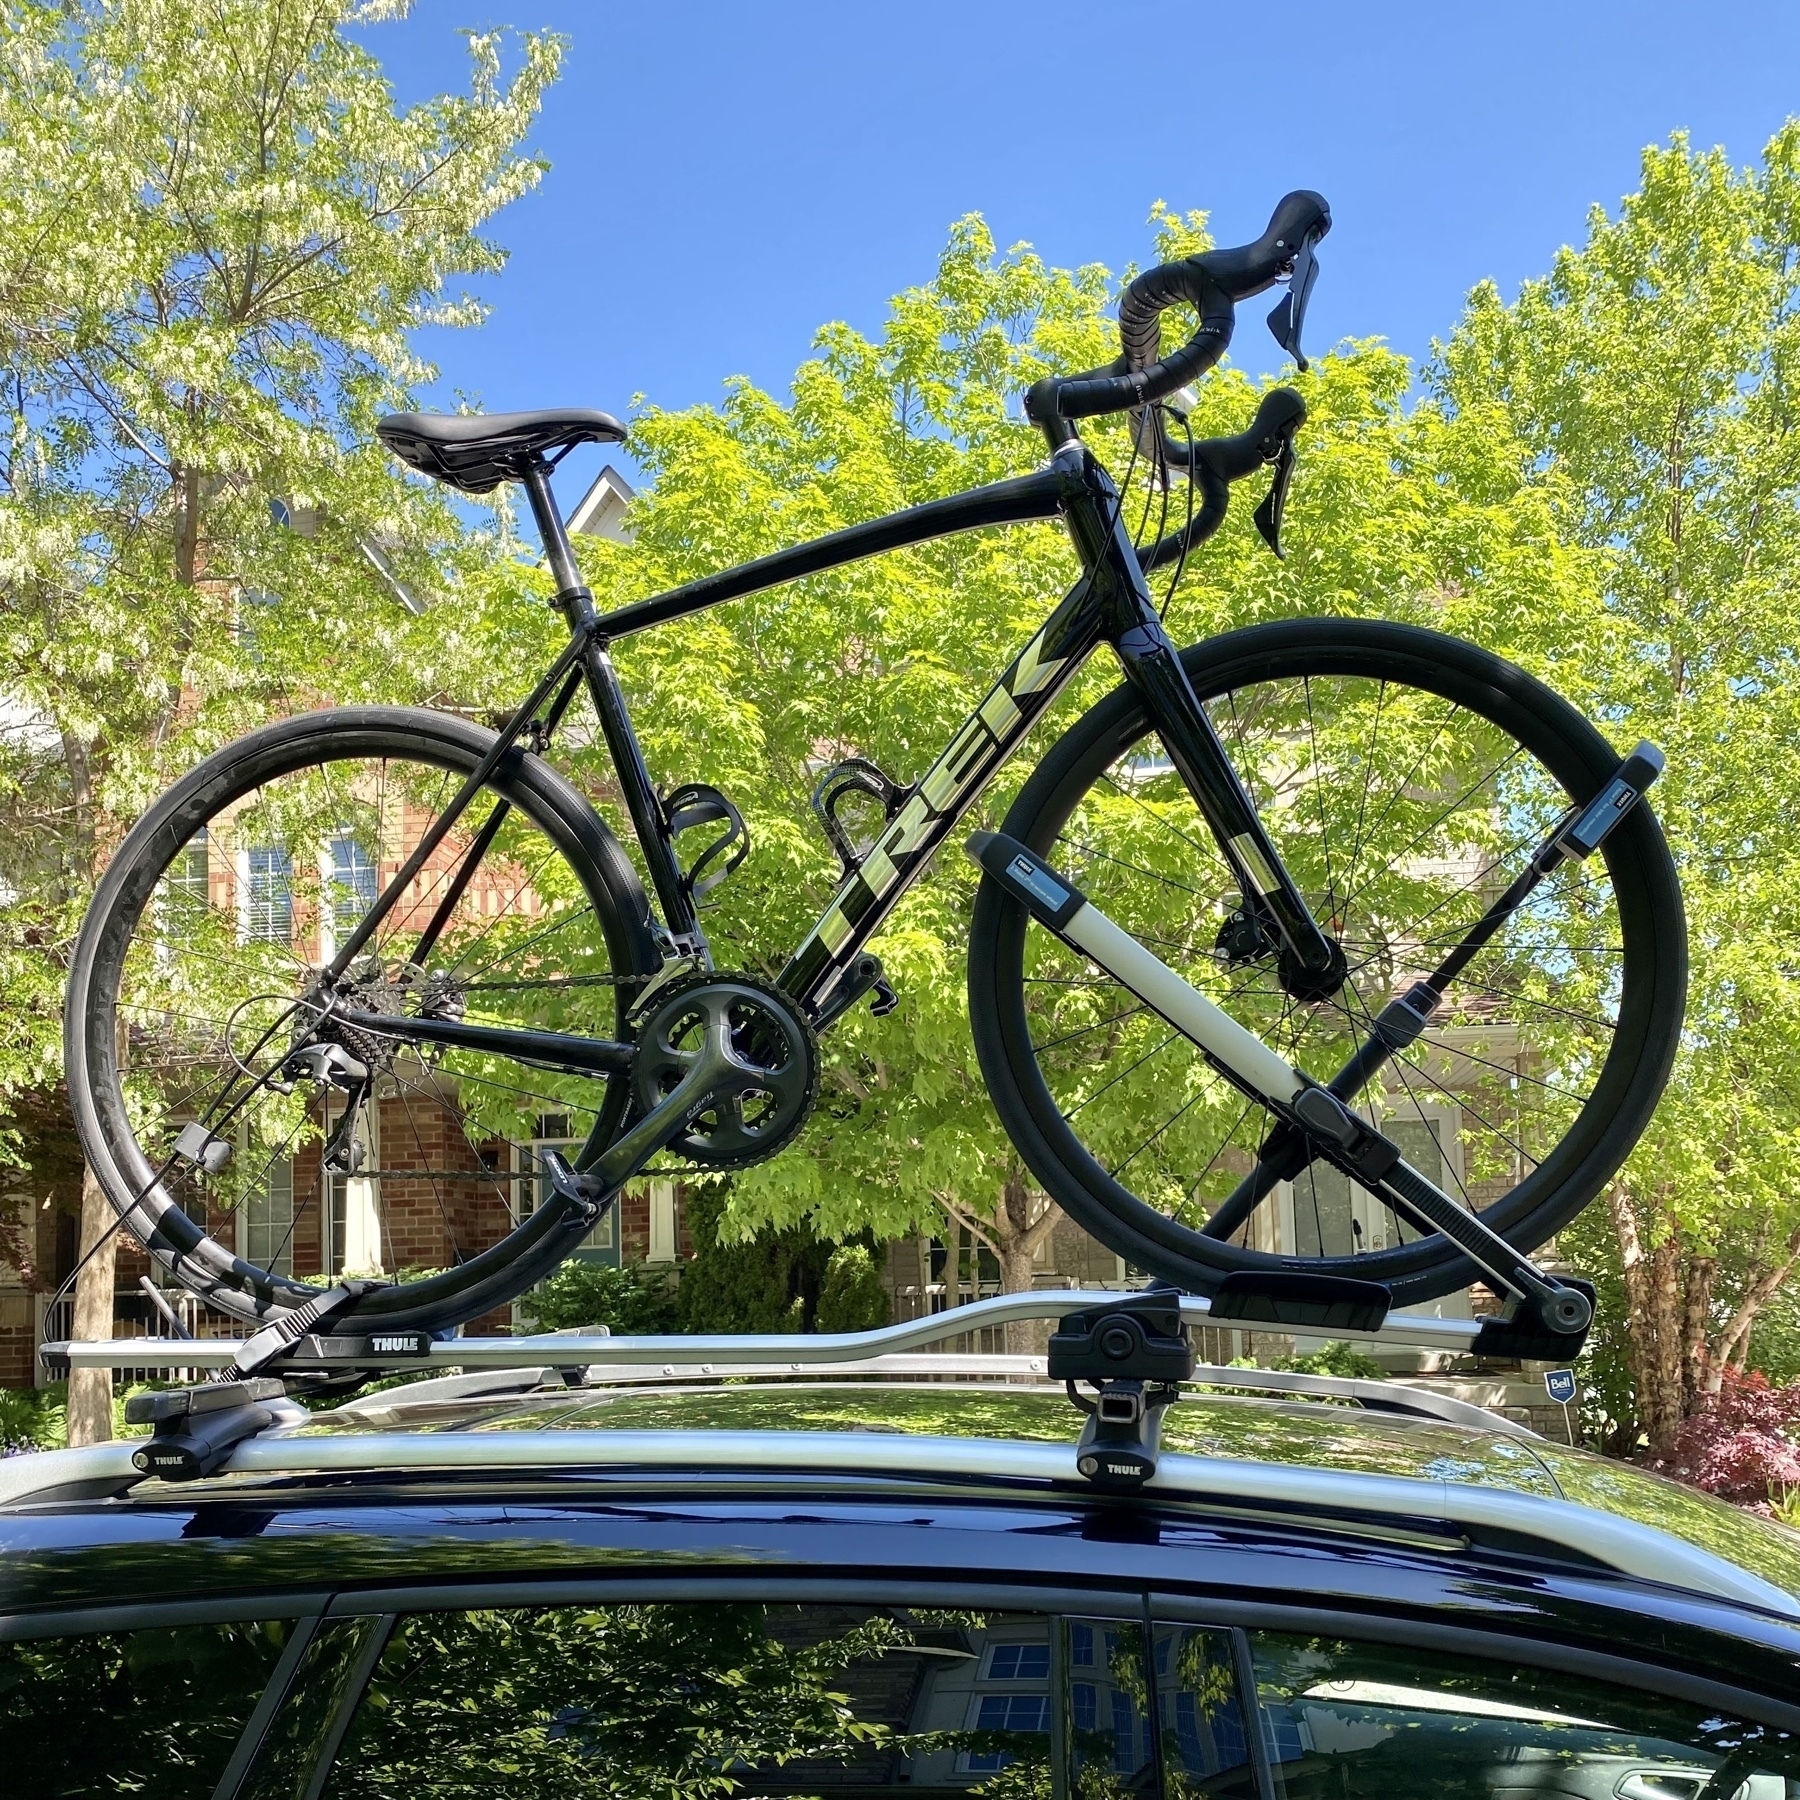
[
  {"x1": 970, "y1": 618, "x2": 1685, "y2": 1305},
  {"x1": 65, "y1": 708, "x2": 660, "y2": 1334}
]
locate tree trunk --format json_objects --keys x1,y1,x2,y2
[
  {"x1": 1704, "y1": 1226, "x2": 1800, "y2": 1393},
  {"x1": 939, "y1": 1170, "x2": 1062, "y2": 1361},
  {"x1": 993, "y1": 1173, "x2": 1051, "y2": 1357},
  {"x1": 1608, "y1": 1181, "x2": 1687, "y2": 1455},
  {"x1": 1609, "y1": 1177, "x2": 1800, "y2": 1449},
  {"x1": 1681, "y1": 1255, "x2": 1716, "y2": 1404},
  {"x1": 66, "y1": 1162, "x2": 116, "y2": 1447}
]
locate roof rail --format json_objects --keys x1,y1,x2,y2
[
  {"x1": 44, "y1": 1286, "x2": 1486, "y2": 1377},
  {"x1": 8, "y1": 1426, "x2": 1790, "y2": 1621}
]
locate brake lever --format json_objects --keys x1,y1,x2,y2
[
  {"x1": 1266, "y1": 235, "x2": 1321, "y2": 371},
  {"x1": 1253, "y1": 433, "x2": 1298, "y2": 560}
]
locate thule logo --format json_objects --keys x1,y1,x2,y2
[{"x1": 368, "y1": 1333, "x2": 429, "y2": 1356}]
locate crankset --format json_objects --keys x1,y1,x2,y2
[{"x1": 630, "y1": 973, "x2": 819, "y2": 1168}]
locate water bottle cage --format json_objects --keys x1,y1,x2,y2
[
  {"x1": 810, "y1": 758, "x2": 909, "y2": 877},
  {"x1": 662, "y1": 782, "x2": 749, "y2": 904}
]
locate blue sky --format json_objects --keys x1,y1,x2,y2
[{"x1": 369, "y1": 1, "x2": 1800, "y2": 494}]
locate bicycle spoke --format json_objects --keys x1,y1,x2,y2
[
  {"x1": 1003, "y1": 639, "x2": 1653, "y2": 1294},
  {"x1": 1031, "y1": 1002, "x2": 1148, "y2": 1060},
  {"x1": 1063, "y1": 1031, "x2": 1180, "y2": 1120}
]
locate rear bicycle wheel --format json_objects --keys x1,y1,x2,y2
[
  {"x1": 65, "y1": 707, "x2": 660, "y2": 1334},
  {"x1": 970, "y1": 618, "x2": 1685, "y2": 1305}
]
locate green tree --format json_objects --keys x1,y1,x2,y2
[
  {"x1": 1437, "y1": 127, "x2": 1800, "y2": 1451},
  {"x1": 0, "y1": 0, "x2": 562, "y2": 1439}
]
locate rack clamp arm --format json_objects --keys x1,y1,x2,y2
[{"x1": 1050, "y1": 1292, "x2": 1197, "y2": 1490}]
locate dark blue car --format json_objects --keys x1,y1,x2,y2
[{"x1": 3, "y1": 1369, "x2": 1798, "y2": 1798}]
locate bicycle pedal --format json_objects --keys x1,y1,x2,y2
[
  {"x1": 810, "y1": 758, "x2": 907, "y2": 875},
  {"x1": 539, "y1": 1149, "x2": 615, "y2": 1224}
]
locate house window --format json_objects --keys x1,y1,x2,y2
[
  {"x1": 1157, "y1": 1624, "x2": 1251, "y2": 1787},
  {"x1": 165, "y1": 830, "x2": 209, "y2": 925},
  {"x1": 1066, "y1": 1619, "x2": 1155, "y2": 1787},
  {"x1": 321, "y1": 1098, "x2": 380, "y2": 1276},
  {"x1": 985, "y1": 1642, "x2": 1051, "y2": 1682},
  {"x1": 1387, "y1": 1115, "x2": 1446, "y2": 1193},
  {"x1": 239, "y1": 1152, "x2": 294, "y2": 1277},
  {"x1": 963, "y1": 1634, "x2": 1054, "y2": 1774},
  {"x1": 326, "y1": 832, "x2": 378, "y2": 942},
  {"x1": 965, "y1": 1693, "x2": 1052, "y2": 1769},
  {"x1": 243, "y1": 845, "x2": 292, "y2": 943},
  {"x1": 1292, "y1": 1112, "x2": 1452, "y2": 1257},
  {"x1": 1291, "y1": 1157, "x2": 1355, "y2": 1258}
]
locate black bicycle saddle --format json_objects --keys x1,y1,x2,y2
[{"x1": 378, "y1": 407, "x2": 626, "y2": 494}]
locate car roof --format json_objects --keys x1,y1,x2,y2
[{"x1": 8, "y1": 1377, "x2": 1799, "y2": 1625}]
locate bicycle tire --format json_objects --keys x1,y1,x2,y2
[
  {"x1": 65, "y1": 707, "x2": 661, "y2": 1334},
  {"x1": 969, "y1": 618, "x2": 1686, "y2": 1304}
]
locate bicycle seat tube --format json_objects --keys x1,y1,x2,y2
[{"x1": 1053, "y1": 440, "x2": 1342, "y2": 991}]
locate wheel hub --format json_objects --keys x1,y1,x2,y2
[
  {"x1": 1277, "y1": 935, "x2": 1348, "y2": 1003},
  {"x1": 630, "y1": 974, "x2": 818, "y2": 1169}
]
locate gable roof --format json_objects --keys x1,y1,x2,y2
[{"x1": 567, "y1": 464, "x2": 636, "y2": 542}]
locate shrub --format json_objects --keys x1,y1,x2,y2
[
  {"x1": 815, "y1": 1244, "x2": 892, "y2": 1335},
  {"x1": 1647, "y1": 1367, "x2": 1800, "y2": 1505},
  {"x1": 0, "y1": 1382, "x2": 165, "y2": 1454},
  {"x1": 1275, "y1": 1341, "x2": 1386, "y2": 1380},
  {"x1": 0, "y1": 1385, "x2": 65, "y2": 1455},
  {"x1": 520, "y1": 1260, "x2": 681, "y2": 1336}
]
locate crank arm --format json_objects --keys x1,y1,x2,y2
[
  {"x1": 547, "y1": 1006, "x2": 779, "y2": 1208},
  {"x1": 968, "y1": 832, "x2": 1591, "y2": 1335}
]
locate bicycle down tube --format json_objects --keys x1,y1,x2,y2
[{"x1": 777, "y1": 440, "x2": 1339, "y2": 1021}]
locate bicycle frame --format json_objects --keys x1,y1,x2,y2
[{"x1": 327, "y1": 434, "x2": 1336, "y2": 1077}]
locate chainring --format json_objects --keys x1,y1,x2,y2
[{"x1": 630, "y1": 972, "x2": 819, "y2": 1170}]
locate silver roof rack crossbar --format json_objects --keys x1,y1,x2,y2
[
  {"x1": 330, "y1": 1352, "x2": 1537, "y2": 1439},
  {"x1": 43, "y1": 1287, "x2": 1486, "y2": 1375}
]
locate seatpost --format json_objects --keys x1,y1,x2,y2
[{"x1": 520, "y1": 459, "x2": 597, "y2": 631}]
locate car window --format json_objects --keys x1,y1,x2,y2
[
  {"x1": 0, "y1": 1619, "x2": 291, "y2": 1799},
  {"x1": 1066, "y1": 1618, "x2": 1253, "y2": 1800},
  {"x1": 1250, "y1": 1631, "x2": 1800, "y2": 1800},
  {"x1": 1156, "y1": 1623, "x2": 1256, "y2": 1800},
  {"x1": 324, "y1": 1602, "x2": 1061, "y2": 1798},
  {"x1": 240, "y1": 1617, "x2": 389, "y2": 1800}
]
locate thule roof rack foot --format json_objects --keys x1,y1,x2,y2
[
  {"x1": 1050, "y1": 1293, "x2": 1197, "y2": 1491},
  {"x1": 126, "y1": 1379, "x2": 306, "y2": 1483}
]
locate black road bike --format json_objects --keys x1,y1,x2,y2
[{"x1": 64, "y1": 193, "x2": 1686, "y2": 1349}]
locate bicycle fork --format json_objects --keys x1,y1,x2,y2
[{"x1": 1063, "y1": 450, "x2": 1343, "y2": 997}]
